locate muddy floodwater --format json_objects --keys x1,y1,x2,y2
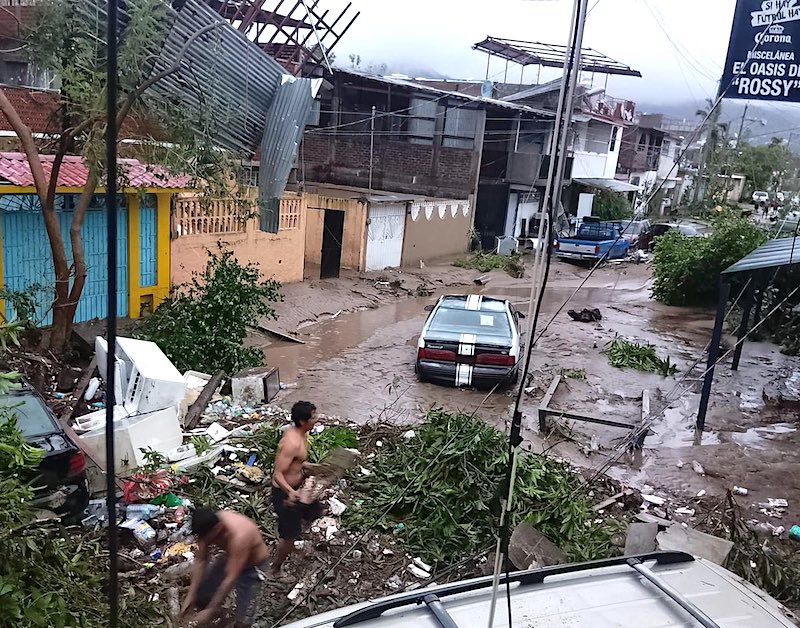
[{"x1": 256, "y1": 260, "x2": 800, "y2": 530}]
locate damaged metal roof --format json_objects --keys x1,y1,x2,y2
[
  {"x1": 258, "y1": 75, "x2": 322, "y2": 232},
  {"x1": 337, "y1": 69, "x2": 554, "y2": 117},
  {"x1": 73, "y1": 0, "x2": 318, "y2": 223},
  {"x1": 723, "y1": 236, "x2": 800, "y2": 274}
]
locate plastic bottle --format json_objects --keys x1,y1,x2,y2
[
  {"x1": 126, "y1": 504, "x2": 164, "y2": 520},
  {"x1": 393, "y1": 523, "x2": 406, "y2": 535},
  {"x1": 790, "y1": 525, "x2": 800, "y2": 542},
  {"x1": 84, "y1": 377, "x2": 101, "y2": 401}
]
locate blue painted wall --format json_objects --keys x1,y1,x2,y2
[{"x1": 1, "y1": 194, "x2": 129, "y2": 324}]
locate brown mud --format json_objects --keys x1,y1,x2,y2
[{"x1": 255, "y1": 258, "x2": 800, "y2": 540}]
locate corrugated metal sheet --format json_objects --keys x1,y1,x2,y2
[
  {"x1": 723, "y1": 236, "x2": 800, "y2": 274},
  {"x1": 75, "y1": 0, "x2": 286, "y2": 156},
  {"x1": 73, "y1": 0, "x2": 316, "y2": 206},
  {"x1": 0, "y1": 153, "x2": 190, "y2": 188},
  {"x1": 258, "y1": 76, "x2": 321, "y2": 232}
]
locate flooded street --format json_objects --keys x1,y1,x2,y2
[{"x1": 258, "y1": 260, "x2": 800, "y2": 530}]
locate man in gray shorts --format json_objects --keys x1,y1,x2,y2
[{"x1": 182, "y1": 508, "x2": 270, "y2": 627}]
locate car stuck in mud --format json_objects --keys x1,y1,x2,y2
[{"x1": 415, "y1": 295, "x2": 523, "y2": 389}]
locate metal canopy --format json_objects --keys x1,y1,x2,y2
[
  {"x1": 722, "y1": 236, "x2": 800, "y2": 274},
  {"x1": 473, "y1": 36, "x2": 642, "y2": 78},
  {"x1": 574, "y1": 177, "x2": 641, "y2": 193}
]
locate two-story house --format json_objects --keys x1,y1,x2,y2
[
  {"x1": 617, "y1": 114, "x2": 687, "y2": 214},
  {"x1": 298, "y1": 68, "x2": 557, "y2": 269}
]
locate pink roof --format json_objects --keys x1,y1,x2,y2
[{"x1": 0, "y1": 152, "x2": 191, "y2": 189}]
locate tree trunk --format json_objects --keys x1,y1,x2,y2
[
  {"x1": 0, "y1": 89, "x2": 73, "y2": 353},
  {"x1": 60, "y1": 168, "x2": 98, "y2": 346}
]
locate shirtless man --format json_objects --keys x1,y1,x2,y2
[
  {"x1": 182, "y1": 508, "x2": 269, "y2": 627},
  {"x1": 270, "y1": 400, "x2": 323, "y2": 577}
]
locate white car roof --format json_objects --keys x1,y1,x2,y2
[{"x1": 283, "y1": 553, "x2": 796, "y2": 628}]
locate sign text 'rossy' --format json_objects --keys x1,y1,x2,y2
[{"x1": 721, "y1": 0, "x2": 800, "y2": 102}]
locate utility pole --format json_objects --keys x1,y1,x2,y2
[
  {"x1": 692, "y1": 103, "x2": 722, "y2": 204},
  {"x1": 736, "y1": 102, "x2": 749, "y2": 147},
  {"x1": 368, "y1": 105, "x2": 375, "y2": 192},
  {"x1": 486, "y1": 1, "x2": 589, "y2": 627}
]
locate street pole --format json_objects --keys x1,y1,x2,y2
[
  {"x1": 368, "y1": 105, "x2": 375, "y2": 192},
  {"x1": 486, "y1": 1, "x2": 589, "y2": 627},
  {"x1": 105, "y1": 1, "x2": 120, "y2": 626}
]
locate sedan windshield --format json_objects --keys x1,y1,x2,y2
[
  {"x1": 621, "y1": 221, "x2": 644, "y2": 235},
  {"x1": 428, "y1": 307, "x2": 512, "y2": 339},
  {"x1": 0, "y1": 392, "x2": 57, "y2": 438}
]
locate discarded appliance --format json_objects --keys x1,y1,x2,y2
[
  {"x1": 231, "y1": 366, "x2": 280, "y2": 404},
  {"x1": 77, "y1": 337, "x2": 188, "y2": 473}
]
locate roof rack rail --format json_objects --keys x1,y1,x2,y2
[
  {"x1": 626, "y1": 558, "x2": 721, "y2": 628},
  {"x1": 333, "y1": 551, "x2": 694, "y2": 627}
]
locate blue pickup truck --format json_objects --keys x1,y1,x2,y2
[{"x1": 555, "y1": 221, "x2": 629, "y2": 262}]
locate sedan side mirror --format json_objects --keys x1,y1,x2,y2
[{"x1": 424, "y1": 305, "x2": 434, "y2": 312}]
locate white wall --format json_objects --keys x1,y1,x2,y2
[
  {"x1": 572, "y1": 152, "x2": 609, "y2": 178},
  {"x1": 571, "y1": 120, "x2": 620, "y2": 180}
]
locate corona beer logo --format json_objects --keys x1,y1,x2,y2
[{"x1": 756, "y1": 24, "x2": 793, "y2": 45}]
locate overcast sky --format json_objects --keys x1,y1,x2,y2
[{"x1": 328, "y1": 0, "x2": 736, "y2": 107}]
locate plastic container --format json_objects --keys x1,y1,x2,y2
[
  {"x1": 121, "y1": 519, "x2": 157, "y2": 548},
  {"x1": 126, "y1": 504, "x2": 164, "y2": 520},
  {"x1": 790, "y1": 525, "x2": 800, "y2": 542},
  {"x1": 84, "y1": 377, "x2": 101, "y2": 401},
  {"x1": 166, "y1": 443, "x2": 196, "y2": 463}
]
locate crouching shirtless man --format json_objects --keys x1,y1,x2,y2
[{"x1": 182, "y1": 508, "x2": 269, "y2": 627}]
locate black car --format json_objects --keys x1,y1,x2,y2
[{"x1": 0, "y1": 381, "x2": 89, "y2": 517}]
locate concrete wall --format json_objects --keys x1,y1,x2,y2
[
  {"x1": 304, "y1": 193, "x2": 367, "y2": 271},
  {"x1": 171, "y1": 193, "x2": 306, "y2": 287},
  {"x1": 401, "y1": 199, "x2": 472, "y2": 267}
]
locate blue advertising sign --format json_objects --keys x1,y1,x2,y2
[{"x1": 720, "y1": 0, "x2": 800, "y2": 102}]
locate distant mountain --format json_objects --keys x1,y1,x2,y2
[{"x1": 636, "y1": 99, "x2": 800, "y2": 146}]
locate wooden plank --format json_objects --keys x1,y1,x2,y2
[
  {"x1": 539, "y1": 374, "x2": 561, "y2": 410},
  {"x1": 251, "y1": 323, "x2": 306, "y2": 344},
  {"x1": 185, "y1": 371, "x2": 225, "y2": 430},
  {"x1": 592, "y1": 489, "x2": 633, "y2": 512},
  {"x1": 62, "y1": 357, "x2": 97, "y2": 423}
]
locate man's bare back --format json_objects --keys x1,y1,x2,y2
[{"x1": 210, "y1": 511, "x2": 269, "y2": 566}]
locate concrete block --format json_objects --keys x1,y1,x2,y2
[
  {"x1": 231, "y1": 366, "x2": 279, "y2": 404},
  {"x1": 656, "y1": 525, "x2": 734, "y2": 565},
  {"x1": 509, "y1": 522, "x2": 567, "y2": 570},
  {"x1": 624, "y1": 522, "x2": 659, "y2": 556}
]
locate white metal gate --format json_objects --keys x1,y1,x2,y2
[{"x1": 365, "y1": 202, "x2": 406, "y2": 271}]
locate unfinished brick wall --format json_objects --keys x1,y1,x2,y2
[{"x1": 302, "y1": 134, "x2": 474, "y2": 198}]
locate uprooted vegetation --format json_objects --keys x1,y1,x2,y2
[
  {"x1": 343, "y1": 409, "x2": 625, "y2": 564},
  {"x1": 604, "y1": 337, "x2": 678, "y2": 376},
  {"x1": 452, "y1": 251, "x2": 525, "y2": 278}
]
